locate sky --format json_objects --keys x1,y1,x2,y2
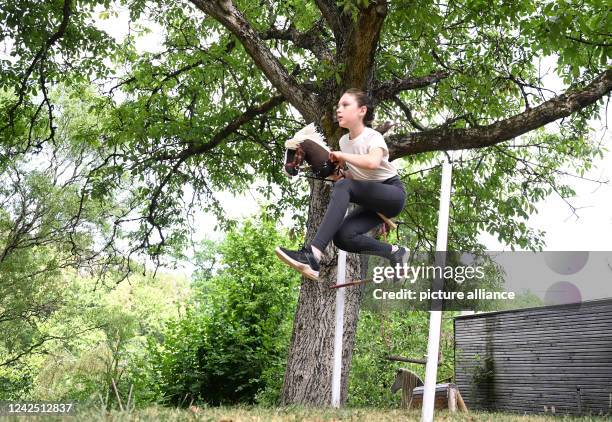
[{"x1": 92, "y1": 6, "x2": 612, "y2": 279}]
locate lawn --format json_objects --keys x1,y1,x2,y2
[{"x1": 2, "y1": 406, "x2": 610, "y2": 421}]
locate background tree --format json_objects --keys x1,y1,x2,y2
[
  {"x1": 5, "y1": 269, "x2": 190, "y2": 407},
  {"x1": 1, "y1": 0, "x2": 610, "y2": 406},
  {"x1": 0, "y1": 85, "x2": 130, "y2": 390}
]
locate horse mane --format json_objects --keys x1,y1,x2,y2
[
  {"x1": 284, "y1": 123, "x2": 330, "y2": 152},
  {"x1": 284, "y1": 121, "x2": 395, "y2": 152}
]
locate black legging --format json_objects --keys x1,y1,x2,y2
[{"x1": 310, "y1": 175, "x2": 406, "y2": 258}]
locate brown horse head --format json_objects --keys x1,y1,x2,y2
[{"x1": 283, "y1": 123, "x2": 337, "y2": 178}]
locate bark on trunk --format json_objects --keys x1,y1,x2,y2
[{"x1": 280, "y1": 178, "x2": 364, "y2": 405}]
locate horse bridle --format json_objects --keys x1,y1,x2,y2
[
  {"x1": 284, "y1": 145, "x2": 306, "y2": 175},
  {"x1": 285, "y1": 145, "x2": 340, "y2": 180}
]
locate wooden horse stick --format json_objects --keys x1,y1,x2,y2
[
  {"x1": 377, "y1": 212, "x2": 397, "y2": 230},
  {"x1": 329, "y1": 278, "x2": 373, "y2": 289}
]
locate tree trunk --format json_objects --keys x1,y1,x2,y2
[
  {"x1": 280, "y1": 3, "x2": 388, "y2": 402},
  {"x1": 281, "y1": 178, "x2": 364, "y2": 405}
]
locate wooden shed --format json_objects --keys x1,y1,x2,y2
[{"x1": 454, "y1": 298, "x2": 612, "y2": 416}]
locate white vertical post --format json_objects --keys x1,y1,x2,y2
[
  {"x1": 331, "y1": 249, "x2": 347, "y2": 407},
  {"x1": 421, "y1": 156, "x2": 453, "y2": 422}
]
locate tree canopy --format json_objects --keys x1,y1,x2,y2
[{"x1": 1, "y1": 0, "x2": 609, "y2": 262}]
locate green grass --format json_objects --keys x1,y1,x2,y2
[{"x1": 1, "y1": 406, "x2": 610, "y2": 422}]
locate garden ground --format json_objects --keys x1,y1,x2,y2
[{"x1": 2, "y1": 406, "x2": 610, "y2": 421}]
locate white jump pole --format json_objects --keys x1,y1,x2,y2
[
  {"x1": 331, "y1": 248, "x2": 347, "y2": 407},
  {"x1": 421, "y1": 155, "x2": 453, "y2": 422}
]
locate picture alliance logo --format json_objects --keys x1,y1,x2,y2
[{"x1": 372, "y1": 264, "x2": 486, "y2": 284}]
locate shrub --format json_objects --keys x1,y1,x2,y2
[{"x1": 150, "y1": 217, "x2": 300, "y2": 406}]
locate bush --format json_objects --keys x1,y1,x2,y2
[{"x1": 149, "y1": 217, "x2": 300, "y2": 406}]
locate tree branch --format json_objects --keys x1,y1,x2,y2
[
  {"x1": 188, "y1": 0, "x2": 321, "y2": 121},
  {"x1": 259, "y1": 23, "x2": 334, "y2": 62},
  {"x1": 565, "y1": 34, "x2": 612, "y2": 47},
  {"x1": 313, "y1": 0, "x2": 346, "y2": 43},
  {"x1": 387, "y1": 69, "x2": 612, "y2": 159},
  {"x1": 391, "y1": 96, "x2": 427, "y2": 131},
  {"x1": 3, "y1": 0, "x2": 72, "y2": 132},
  {"x1": 0, "y1": 325, "x2": 104, "y2": 368},
  {"x1": 174, "y1": 94, "x2": 285, "y2": 160},
  {"x1": 373, "y1": 71, "x2": 449, "y2": 102}
]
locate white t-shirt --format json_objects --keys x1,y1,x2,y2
[{"x1": 339, "y1": 127, "x2": 398, "y2": 181}]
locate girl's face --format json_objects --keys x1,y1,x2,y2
[{"x1": 336, "y1": 93, "x2": 366, "y2": 129}]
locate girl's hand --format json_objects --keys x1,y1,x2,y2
[{"x1": 329, "y1": 151, "x2": 344, "y2": 163}]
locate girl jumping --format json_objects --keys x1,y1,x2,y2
[{"x1": 276, "y1": 88, "x2": 408, "y2": 280}]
